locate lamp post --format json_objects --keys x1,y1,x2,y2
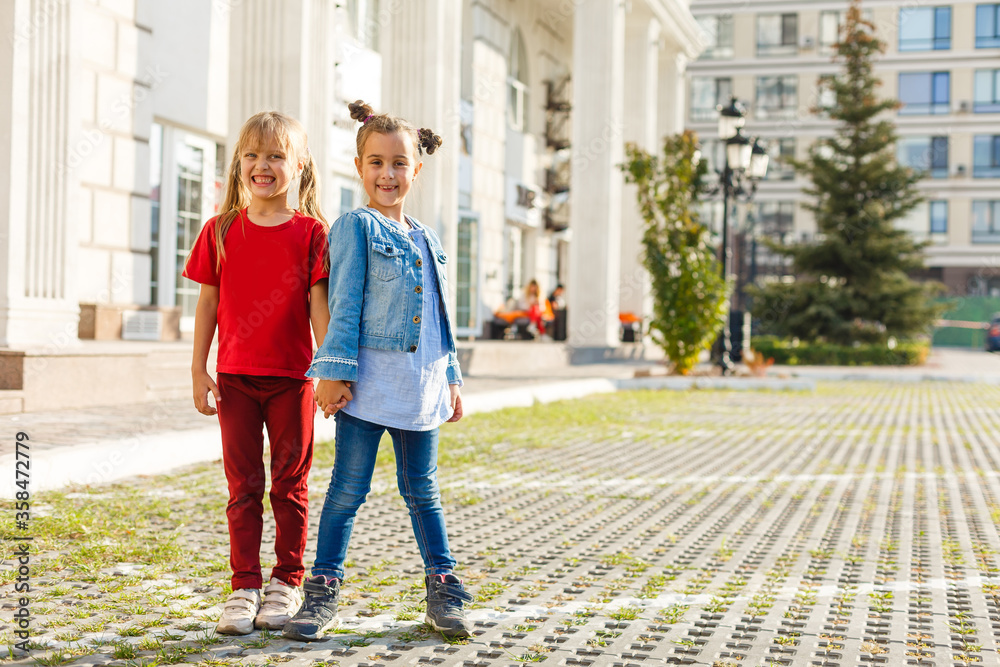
[{"x1": 710, "y1": 98, "x2": 768, "y2": 374}]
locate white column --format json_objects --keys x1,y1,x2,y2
[
  {"x1": 568, "y1": 0, "x2": 626, "y2": 349},
  {"x1": 228, "y1": 0, "x2": 324, "y2": 140},
  {"x1": 620, "y1": 11, "x2": 661, "y2": 322},
  {"x1": 0, "y1": 0, "x2": 80, "y2": 347},
  {"x1": 658, "y1": 48, "x2": 687, "y2": 140},
  {"x1": 228, "y1": 0, "x2": 335, "y2": 211},
  {"x1": 381, "y1": 0, "x2": 461, "y2": 288}
]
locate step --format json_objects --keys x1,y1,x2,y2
[{"x1": 0, "y1": 390, "x2": 24, "y2": 414}]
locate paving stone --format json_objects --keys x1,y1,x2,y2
[{"x1": 7, "y1": 381, "x2": 1000, "y2": 666}]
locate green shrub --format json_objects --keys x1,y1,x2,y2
[{"x1": 752, "y1": 336, "x2": 929, "y2": 366}]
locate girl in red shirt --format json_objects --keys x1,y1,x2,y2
[{"x1": 183, "y1": 111, "x2": 334, "y2": 635}]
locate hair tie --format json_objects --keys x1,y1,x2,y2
[{"x1": 363, "y1": 114, "x2": 374, "y2": 124}]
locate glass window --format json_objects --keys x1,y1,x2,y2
[
  {"x1": 816, "y1": 79, "x2": 837, "y2": 116},
  {"x1": 899, "y1": 7, "x2": 951, "y2": 51},
  {"x1": 898, "y1": 72, "x2": 950, "y2": 115},
  {"x1": 697, "y1": 15, "x2": 734, "y2": 59},
  {"x1": 339, "y1": 187, "x2": 354, "y2": 217},
  {"x1": 976, "y1": 4, "x2": 1000, "y2": 48},
  {"x1": 930, "y1": 201, "x2": 948, "y2": 234},
  {"x1": 507, "y1": 28, "x2": 529, "y2": 132},
  {"x1": 975, "y1": 70, "x2": 1000, "y2": 112},
  {"x1": 698, "y1": 138, "x2": 725, "y2": 175},
  {"x1": 763, "y1": 138, "x2": 796, "y2": 181},
  {"x1": 455, "y1": 215, "x2": 478, "y2": 332},
  {"x1": 690, "y1": 77, "x2": 732, "y2": 122},
  {"x1": 755, "y1": 75, "x2": 798, "y2": 119},
  {"x1": 149, "y1": 123, "x2": 163, "y2": 305},
  {"x1": 175, "y1": 144, "x2": 204, "y2": 318},
  {"x1": 897, "y1": 136, "x2": 949, "y2": 178},
  {"x1": 819, "y1": 11, "x2": 842, "y2": 55},
  {"x1": 973, "y1": 135, "x2": 1000, "y2": 177},
  {"x1": 754, "y1": 201, "x2": 796, "y2": 275},
  {"x1": 757, "y1": 13, "x2": 798, "y2": 57},
  {"x1": 347, "y1": 0, "x2": 380, "y2": 50},
  {"x1": 972, "y1": 201, "x2": 1000, "y2": 242},
  {"x1": 818, "y1": 9, "x2": 874, "y2": 55}
]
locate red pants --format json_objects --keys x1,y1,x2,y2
[{"x1": 217, "y1": 373, "x2": 314, "y2": 590}]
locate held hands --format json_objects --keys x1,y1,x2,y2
[
  {"x1": 446, "y1": 384, "x2": 463, "y2": 423},
  {"x1": 192, "y1": 369, "x2": 221, "y2": 416},
  {"x1": 317, "y1": 379, "x2": 353, "y2": 419}
]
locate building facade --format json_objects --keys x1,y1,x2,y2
[
  {"x1": 688, "y1": 0, "x2": 1000, "y2": 298},
  {"x1": 0, "y1": 0, "x2": 704, "y2": 351}
]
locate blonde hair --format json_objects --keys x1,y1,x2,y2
[
  {"x1": 348, "y1": 99, "x2": 442, "y2": 160},
  {"x1": 213, "y1": 111, "x2": 328, "y2": 269}
]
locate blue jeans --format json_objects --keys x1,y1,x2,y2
[{"x1": 312, "y1": 410, "x2": 457, "y2": 580}]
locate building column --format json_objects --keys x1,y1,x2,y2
[
  {"x1": 380, "y1": 0, "x2": 462, "y2": 289},
  {"x1": 568, "y1": 0, "x2": 626, "y2": 350},
  {"x1": 228, "y1": 0, "x2": 334, "y2": 143},
  {"x1": 228, "y1": 0, "x2": 337, "y2": 218},
  {"x1": 658, "y1": 47, "x2": 687, "y2": 140},
  {"x1": 0, "y1": 0, "x2": 80, "y2": 347},
  {"x1": 620, "y1": 9, "x2": 661, "y2": 324}
]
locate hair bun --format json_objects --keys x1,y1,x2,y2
[
  {"x1": 417, "y1": 128, "x2": 443, "y2": 155},
  {"x1": 348, "y1": 100, "x2": 374, "y2": 123}
]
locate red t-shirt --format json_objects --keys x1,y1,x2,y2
[{"x1": 183, "y1": 209, "x2": 329, "y2": 380}]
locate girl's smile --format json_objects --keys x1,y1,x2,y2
[
  {"x1": 356, "y1": 131, "x2": 422, "y2": 223},
  {"x1": 240, "y1": 140, "x2": 301, "y2": 203}
]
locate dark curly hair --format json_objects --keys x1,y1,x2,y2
[{"x1": 348, "y1": 100, "x2": 442, "y2": 157}]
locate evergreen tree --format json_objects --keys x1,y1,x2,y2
[
  {"x1": 622, "y1": 131, "x2": 728, "y2": 374},
  {"x1": 750, "y1": 0, "x2": 944, "y2": 344}
]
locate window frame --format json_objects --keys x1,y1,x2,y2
[
  {"x1": 976, "y1": 4, "x2": 1000, "y2": 49},
  {"x1": 898, "y1": 71, "x2": 950, "y2": 115},
  {"x1": 898, "y1": 6, "x2": 952, "y2": 51},
  {"x1": 690, "y1": 76, "x2": 733, "y2": 122},
  {"x1": 697, "y1": 14, "x2": 734, "y2": 60},
  {"x1": 763, "y1": 138, "x2": 796, "y2": 182},
  {"x1": 507, "y1": 28, "x2": 530, "y2": 133},
  {"x1": 897, "y1": 135, "x2": 949, "y2": 178},
  {"x1": 755, "y1": 75, "x2": 799, "y2": 119},
  {"x1": 819, "y1": 11, "x2": 842, "y2": 55},
  {"x1": 974, "y1": 69, "x2": 1000, "y2": 112},
  {"x1": 972, "y1": 200, "x2": 1000, "y2": 243},
  {"x1": 757, "y1": 13, "x2": 799, "y2": 57},
  {"x1": 930, "y1": 200, "x2": 948, "y2": 235},
  {"x1": 973, "y1": 135, "x2": 1000, "y2": 178}
]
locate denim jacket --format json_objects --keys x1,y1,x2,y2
[{"x1": 307, "y1": 207, "x2": 463, "y2": 385}]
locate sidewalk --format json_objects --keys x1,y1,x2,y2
[
  {"x1": 0, "y1": 358, "x2": 731, "y2": 497},
  {"x1": 1, "y1": 346, "x2": 992, "y2": 498},
  {"x1": 771, "y1": 346, "x2": 1000, "y2": 383}
]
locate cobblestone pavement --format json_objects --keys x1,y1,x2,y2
[{"x1": 4, "y1": 381, "x2": 1000, "y2": 666}]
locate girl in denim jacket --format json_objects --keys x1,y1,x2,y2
[{"x1": 282, "y1": 100, "x2": 471, "y2": 642}]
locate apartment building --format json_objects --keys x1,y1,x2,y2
[{"x1": 687, "y1": 0, "x2": 1000, "y2": 298}]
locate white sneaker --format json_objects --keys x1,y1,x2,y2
[
  {"x1": 216, "y1": 588, "x2": 261, "y2": 635},
  {"x1": 255, "y1": 577, "x2": 303, "y2": 630}
]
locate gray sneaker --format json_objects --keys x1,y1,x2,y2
[
  {"x1": 282, "y1": 576, "x2": 341, "y2": 641},
  {"x1": 424, "y1": 574, "x2": 472, "y2": 639}
]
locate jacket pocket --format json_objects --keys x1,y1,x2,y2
[{"x1": 371, "y1": 240, "x2": 403, "y2": 281}]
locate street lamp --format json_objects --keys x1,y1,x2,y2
[{"x1": 708, "y1": 97, "x2": 768, "y2": 374}]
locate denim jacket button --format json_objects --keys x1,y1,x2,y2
[
  {"x1": 413, "y1": 316, "x2": 421, "y2": 323},
  {"x1": 415, "y1": 286, "x2": 422, "y2": 293},
  {"x1": 409, "y1": 344, "x2": 417, "y2": 352},
  {"x1": 416, "y1": 259, "x2": 423, "y2": 267}
]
